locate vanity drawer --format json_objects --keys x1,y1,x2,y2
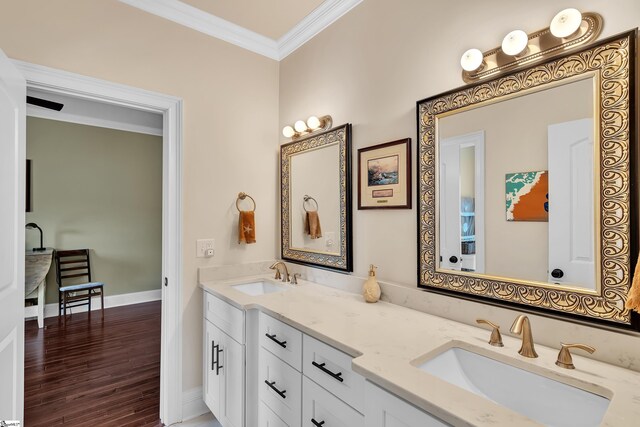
[
  {"x1": 302, "y1": 334, "x2": 365, "y2": 412},
  {"x1": 302, "y1": 376, "x2": 364, "y2": 427},
  {"x1": 259, "y1": 346, "x2": 302, "y2": 427},
  {"x1": 259, "y1": 401, "x2": 290, "y2": 427},
  {"x1": 259, "y1": 311, "x2": 303, "y2": 371},
  {"x1": 204, "y1": 292, "x2": 244, "y2": 344}
]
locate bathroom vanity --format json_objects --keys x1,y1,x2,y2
[{"x1": 201, "y1": 274, "x2": 640, "y2": 427}]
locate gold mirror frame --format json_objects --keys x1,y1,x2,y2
[
  {"x1": 417, "y1": 31, "x2": 637, "y2": 326},
  {"x1": 281, "y1": 124, "x2": 353, "y2": 272}
]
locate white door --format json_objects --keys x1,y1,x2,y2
[
  {"x1": 0, "y1": 49, "x2": 26, "y2": 422},
  {"x1": 439, "y1": 141, "x2": 462, "y2": 271},
  {"x1": 439, "y1": 132, "x2": 485, "y2": 273},
  {"x1": 548, "y1": 118, "x2": 595, "y2": 289}
]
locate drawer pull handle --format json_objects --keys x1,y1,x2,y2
[
  {"x1": 265, "y1": 333, "x2": 287, "y2": 348},
  {"x1": 311, "y1": 419, "x2": 325, "y2": 427},
  {"x1": 264, "y1": 380, "x2": 287, "y2": 399},
  {"x1": 211, "y1": 341, "x2": 216, "y2": 371},
  {"x1": 216, "y1": 346, "x2": 224, "y2": 375},
  {"x1": 312, "y1": 361, "x2": 344, "y2": 382}
]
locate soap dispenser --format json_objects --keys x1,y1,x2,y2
[{"x1": 363, "y1": 264, "x2": 381, "y2": 303}]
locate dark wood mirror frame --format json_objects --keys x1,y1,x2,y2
[
  {"x1": 280, "y1": 124, "x2": 353, "y2": 272},
  {"x1": 417, "y1": 30, "x2": 639, "y2": 330}
]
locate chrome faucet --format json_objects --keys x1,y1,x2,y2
[
  {"x1": 510, "y1": 315, "x2": 538, "y2": 358},
  {"x1": 269, "y1": 261, "x2": 290, "y2": 283}
]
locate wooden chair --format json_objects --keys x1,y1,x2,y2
[{"x1": 54, "y1": 249, "x2": 105, "y2": 317}]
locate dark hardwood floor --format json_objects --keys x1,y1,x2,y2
[{"x1": 24, "y1": 301, "x2": 162, "y2": 427}]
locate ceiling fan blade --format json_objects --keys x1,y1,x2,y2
[{"x1": 26, "y1": 96, "x2": 64, "y2": 111}]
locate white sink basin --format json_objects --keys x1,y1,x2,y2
[
  {"x1": 417, "y1": 346, "x2": 610, "y2": 427},
  {"x1": 232, "y1": 281, "x2": 287, "y2": 296}
]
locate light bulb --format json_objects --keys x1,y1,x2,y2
[
  {"x1": 294, "y1": 120, "x2": 308, "y2": 133},
  {"x1": 501, "y1": 30, "x2": 528, "y2": 56},
  {"x1": 550, "y1": 8, "x2": 582, "y2": 38},
  {"x1": 460, "y1": 48, "x2": 483, "y2": 72},
  {"x1": 282, "y1": 125, "x2": 295, "y2": 138},
  {"x1": 307, "y1": 116, "x2": 321, "y2": 130}
]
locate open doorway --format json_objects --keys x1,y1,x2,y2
[
  {"x1": 23, "y1": 89, "x2": 164, "y2": 425},
  {"x1": 9, "y1": 60, "x2": 184, "y2": 425}
]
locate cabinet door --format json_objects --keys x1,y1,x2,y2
[
  {"x1": 204, "y1": 320, "x2": 223, "y2": 417},
  {"x1": 220, "y1": 333, "x2": 245, "y2": 427},
  {"x1": 364, "y1": 382, "x2": 450, "y2": 427}
]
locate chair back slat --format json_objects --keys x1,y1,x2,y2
[{"x1": 55, "y1": 249, "x2": 93, "y2": 287}]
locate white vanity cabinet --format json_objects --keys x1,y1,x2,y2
[
  {"x1": 364, "y1": 381, "x2": 450, "y2": 427},
  {"x1": 202, "y1": 290, "x2": 449, "y2": 427},
  {"x1": 203, "y1": 293, "x2": 245, "y2": 427}
]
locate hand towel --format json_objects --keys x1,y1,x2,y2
[
  {"x1": 238, "y1": 210, "x2": 256, "y2": 244},
  {"x1": 304, "y1": 211, "x2": 322, "y2": 239},
  {"x1": 625, "y1": 254, "x2": 640, "y2": 312}
]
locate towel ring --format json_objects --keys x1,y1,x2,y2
[
  {"x1": 236, "y1": 192, "x2": 256, "y2": 212},
  {"x1": 303, "y1": 195, "x2": 319, "y2": 212}
]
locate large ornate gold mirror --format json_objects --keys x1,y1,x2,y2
[
  {"x1": 417, "y1": 31, "x2": 638, "y2": 327},
  {"x1": 281, "y1": 124, "x2": 352, "y2": 271}
]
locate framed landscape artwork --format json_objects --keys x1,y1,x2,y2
[{"x1": 358, "y1": 138, "x2": 411, "y2": 209}]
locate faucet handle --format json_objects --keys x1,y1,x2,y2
[
  {"x1": 476, "y1": 319, "x2": 504, "y2": 347},
  {"x1": 556, "y1": 343, "x2": 596, "y2": 369},
  {"x1": 269, "y1": 265, "x2": 282, "y2": 280},
  {"x1": 291, "y1": 273, "x2": 301, "y2": 285}
]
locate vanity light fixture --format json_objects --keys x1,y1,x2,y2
[
  {"x1": 460, "y1": 48, "x2": 484, "y2": 72},
  {"x1": 501, "y1": 30, "x2": 528, "y2": 56},
  {"x1": 550, "y1": 8, "x2": 583, "y2": 38},
  {"x1": 460, "y1": 9, "x2": 602, "y2": 83},
  {"x1": 282, "y1": 115, "x2": 333, "y2": 140}
]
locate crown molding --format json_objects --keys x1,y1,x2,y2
[
  {"x1": 119, "y1": 0, "x2": 280, "y2": 59},
  {"x1": 277, "y1": 0, "x2": 363, "y2": 60},
  {"x1": 119, "y1": 0, "x2": 364, "y2": 61}
]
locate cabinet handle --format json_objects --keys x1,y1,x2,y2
[
  {"x1": 265, "y1": 333, "x2": 287, "y2": 348},
  {"x1": 216, "y1": 346, "x2": 224, "y2": 375},
  {"x1": 312, "y1": 361, "x2": 344, "y2": 382},
  {"x1": 311, "y1": 419, "x2": 325, "y2": 427},
  {"x1": 211, "y1": 341, "x2": 217, "y2": 371},
  {"x1": 264, "y1": 380, "x2": 287, "y2": 399}
]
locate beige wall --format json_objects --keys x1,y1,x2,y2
[
  {"x1": 26, "y1": 117, "x2": 162, "y2": 304},
  {"x1": 0, "y1": 0, "x2": 279, "y2": 392},
  {"x1": 279, "y1": 0, "x2": 640, "y2": 362},
  {"x1": 439, "y1": 78, "x2": 593, "y2": 282}
]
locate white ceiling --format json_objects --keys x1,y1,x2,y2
[
  {"x1": 181, "y1": 0, "x2": 324, "y2": 40},
  {"x1": 119, "y1": 0, "x2": 364, "y2": 60}
]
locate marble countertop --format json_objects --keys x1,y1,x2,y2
[{"x1": 200, "y1": 275, "x2": 640, "y2": 426}]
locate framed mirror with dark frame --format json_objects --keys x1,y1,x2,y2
[
  {"x1": 417, "y1": 30, "x2": 638, "y2": 329},
  {"x1": 280, "y1": 123, "x2": 353, "y2": 272}
]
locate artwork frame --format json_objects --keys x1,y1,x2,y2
[{"x1": 358, "y1": 138, "x2": 411, "y2": 209}]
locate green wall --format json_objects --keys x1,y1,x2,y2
[{"x1": 26, "y1": 117, "x2": 162, "y2": 304}]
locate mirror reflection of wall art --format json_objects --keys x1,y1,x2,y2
[
  {"x1": 358, "y1": 138, "x2": 411, "y2": 209},
  {"x1": 505, "y1": 171, "x2": 549, "y2": 221}
]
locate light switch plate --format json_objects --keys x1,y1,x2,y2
[{"x1": 197, "y1": 239, "x2": 215, "y2": 258}]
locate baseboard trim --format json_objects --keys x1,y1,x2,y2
[
  {"x1": 182, "y1": 386, "x2": 209, "y2": 422},
  {"x1": 24, "y1": 288, "x2": 162, "y2": 319}
]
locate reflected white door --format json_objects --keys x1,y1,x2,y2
[
  {"x1": 548, "y1": 118, "x2": 595, "y2": 289},
  {"x1": 0, "y1": 49, "x2": 26, "y2": 422},
  {"x1": 439, "y1": 131, "x2": 484, "y2": 273}
]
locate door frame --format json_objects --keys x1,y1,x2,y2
[{"x1": 13, "y1": 60, "x2": 184, "y2": 425}]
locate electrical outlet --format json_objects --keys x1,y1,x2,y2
[{"x1": 197, "y1": 239, "x2": 215, "y2": 258}]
